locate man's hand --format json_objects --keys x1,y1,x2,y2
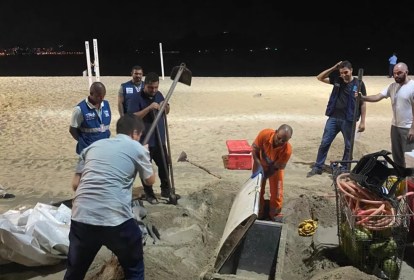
[
  {"x1": 251, "y1": 165, "x2": 264, "y2": 178},
  {"x1": 72, "y1": 173, "x2": 81, "y2": 192},
  {"x1": 150, "y1": 102, "x2": 160, "y2": 111},
  {"x1": 409, "y1": 127, "x2": 414, "y2": 142},
  {"x1": 334, "y1": 61, "x2": 343, "y2": 70}
]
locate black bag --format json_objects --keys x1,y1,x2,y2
[{"x1": 349, "y1": 150, "x2": 413, "y2": 201}]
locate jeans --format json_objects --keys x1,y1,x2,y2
[
  {"x1": 64, "y1": 219, "x2": 144, "y2": 280},
  {"x1": 314, "y1": 117, "x2": 352, "y2": 169},
  {"x1": 389, "y1": 64, "x2": 396, "y2": 77}
]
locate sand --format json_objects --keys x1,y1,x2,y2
[{"x1": 0, "y1": 75, "x2": 413, "y2": 279}]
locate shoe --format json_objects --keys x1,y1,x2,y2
[
  {"x1": 146, "y1": 194, "x2": 159, "y2": 205},
  {"x1": 273, "y1": 213, "x2": 284, "y2": 223},
  {"x1": 307, "y1": 168, "x2": 322, "y2": 178},
  {"x1": 143, "y1": 185, "x2": 158, "y2": 204},
  {"x1": 161, "y1": 187, "x2": 170, "y2": 198}
]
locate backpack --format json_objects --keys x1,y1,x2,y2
[{"x1": 349, "y1": 150, "x2": 413, "y2": 203}]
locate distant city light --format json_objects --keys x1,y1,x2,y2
[
  {"x1": 0, "y1": 46, "x2": 82, "y2": 56},
  {"x1": 164, "y1": 51, "x2": 180, "y2": 54}
]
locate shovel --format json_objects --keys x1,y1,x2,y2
[
  {"x1": 348, "y1": 68, "x2": 364, "y2": 170},
  {"x1": 143, "y1": 63, "x2": 192, "y2": 145},
  {"x1": 163, "y1": 113, "x2": 178, "y2": 205},
  {"x1": 177, "y1": 151, "x2": 222, "y2": 179},
  {"x1": 152, "y1": 110, "x2": 178, "y2": 205},
  {"x1": 141, "y1": 63, "x2": 191, "y2": 205}
]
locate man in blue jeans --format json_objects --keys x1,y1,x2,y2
[
  {"x1": 307, "y1": 60, "x2": 367, "y2": 177},
  {"x1": 64, "y1": 114, "x2": 155, "y2": 280}
]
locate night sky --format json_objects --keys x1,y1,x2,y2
[
  {"x1": 1, "y1": 1, "x2": 414, "y2": 76},
  {"x1": 2, "y1": 1, "x2": 410, "y2": 49}
]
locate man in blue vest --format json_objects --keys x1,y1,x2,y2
[
  {"x1": 118, "y1": 65, "x2": 144, "y2": 117},
  {"x1": 69, "y1": 81, "x2": 112, "y2": 187},
  {"x1": 307, "y1": 61, "x2": 367, "y2": 177}
]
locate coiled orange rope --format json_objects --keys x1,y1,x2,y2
[{"x1": 336, "y1": 173, "x2": 414, "y2": 231}]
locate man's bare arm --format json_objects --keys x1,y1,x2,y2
[{"x1": 69, "y1": 126, "x2": 79, "y2": 141}]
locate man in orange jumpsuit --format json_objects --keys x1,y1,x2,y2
[{"x1": 251, "y1": 124, "x2": 293, "y2": 221}]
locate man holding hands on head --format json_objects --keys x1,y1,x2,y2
[{"x1": 307, "y1": 60, "x2": 367, "y2": 177}]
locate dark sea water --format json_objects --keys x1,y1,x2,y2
[{"x1": 0, "y1": 51, "x2": 402, "y2": 77}]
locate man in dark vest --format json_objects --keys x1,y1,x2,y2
[
  {"x1": 127, "y1": 72, "x2": 170, "y2": 204},
  {"x1": 307, "y1": 60, "x2": 367, "y2": 177},
  {"x1": 118, "y1": 65, "x2": 144, "y2": 117}
]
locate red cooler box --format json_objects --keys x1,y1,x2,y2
[
  {"x1": 226, "y1": 140, "x2": 252, "y2": 154},
  {"x1": 225, "y1": 140, "x2": 253, "y2": 170}
]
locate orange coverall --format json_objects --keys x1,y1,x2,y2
[{"x1": 253, "y1": 129, "x2": 292, "y2": 220}]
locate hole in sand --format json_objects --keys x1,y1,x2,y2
[{"x1": 85, "y1": 180, "x2": 409, "y2": 280}]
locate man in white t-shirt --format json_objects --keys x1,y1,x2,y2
[{"x1": 362, "y1": 62, "x2": 414, "y2": 167}]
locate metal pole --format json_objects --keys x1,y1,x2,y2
[
  {"x1": 85, "y1": 41, "x2": 92, "y2": 88},
  {"x1": 93, "y1": 39, "x2": 100, "y2": 81},
  {"x1": 159, "y1": 42, "x2": 165, "y2": 80}
]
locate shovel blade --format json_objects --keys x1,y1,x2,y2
[
  {"x1": 171, "y1": 63, "x2": 192, "y2": 86},
  {"x1": 177, "y1": 151, "x2": 188, "y2": 162}
]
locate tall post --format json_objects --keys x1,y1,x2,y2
[
  {"x1": 159, "y1": 42, "x2": 165, "y2": 80},
  {"x1": 85, "y1": 41, "x2": 93, "y2": 88},
  {"x1": 93, "y1": 39, "x2": 100, "y2": 81}
]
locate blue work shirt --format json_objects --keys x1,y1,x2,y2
[{"x1": 127, "y1": 90, "x2": 166, "y2": 147}]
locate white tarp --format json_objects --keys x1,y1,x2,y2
[{"x1": 0, "y1": 202, "x2": 71, "y2": 266}]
